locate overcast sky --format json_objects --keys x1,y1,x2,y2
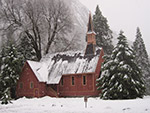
[{"x1": 79, "y1": 0, "x2": 150, "y2": 55}]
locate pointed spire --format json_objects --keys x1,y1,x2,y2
[
  {"x1": 85, "y1": 12, "x2": 96, "y2": 56},
  {"x1": 87, "y1": 12, "x2": 93, "y2": 32}
]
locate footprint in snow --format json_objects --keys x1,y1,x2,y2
[
  {"x1": 52, "y1": 104, "x2": 56, "y2": 107},
  {"x1": 122, "y1": 108, "x2": 131, "y2": 111},
  {"x1": 105, "y1": 106, "x2": 112, "y2": 109},
  {"x1": 145, "y1": 109, "x2": 149, "y2": 111}
]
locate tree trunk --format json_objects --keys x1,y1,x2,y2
[
  {"x1": 25, "y1": 31, "x2": 42, "y2": 61},
  {"x1": 45, "y1": 23, "x2": 58, "y2": 54}
]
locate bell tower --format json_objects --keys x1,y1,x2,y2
[{"x1": 85, "y1": 13, "x2": 96, "y2": 55}]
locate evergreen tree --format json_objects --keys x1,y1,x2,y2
[
  {"x1": 93, "y1": 5, "x2": 114, "y2": 55},
  {"x1": 0, "y1": 42, "x2": 23, "y2": 104},
  {"x1": 19, "y1": 35, "x2": 37, "y2": 61},
  {"x1": 97, "y1": 31, "x2": 145, "y2": 99},
  {"x1": 0, "y1": 46, "x2": 7, "y2": 100},
  {"x1": 133, "y1": 27, "x2": 150, "y2": 95}
]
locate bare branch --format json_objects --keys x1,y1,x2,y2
[{"x1": 0, "y1": 0, "x2": 73, "y2": 60}]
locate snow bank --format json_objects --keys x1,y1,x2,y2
[{"x1": 0, "y1": 96, "x2": 150, "y2": 113}]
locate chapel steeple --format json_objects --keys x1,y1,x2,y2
[
  {"x1": 85, "y1": 13, "x2": 96, "y2": 56},
  {"x1": 87, "y1": 13, "x2": 93, "y2": 32}
]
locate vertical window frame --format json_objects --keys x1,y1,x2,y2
[
  {"x1": 71, "y1": 76, "x2": 75, "y2": 86},
  {"x1": 19, "y1": 82, "x2": 23, "y2": 89},
  {"x1": 83, "y1": 75, "x2": 86, "y2": 86},
  {"x1": 30, "y1": 82, "x2": 34, "y2": 89}
]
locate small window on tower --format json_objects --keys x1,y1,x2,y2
[
  {"x1": 30, "y1": 82, "x2": 34, "y2": 89},
  {"x1": 83, "y1": 76, "x2": 86, "y2": 85},
  {"x1": 72, "y1": 76, "x2": 75, "y2": 85}
]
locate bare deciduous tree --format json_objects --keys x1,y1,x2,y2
[
  {"x1": 44, "y1": 0, "x2": 73, "y2": 54},
  {"x1": 0, "y1": 0, "x2": 73, "y2": 61}
]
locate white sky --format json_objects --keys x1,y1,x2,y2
[{"x1": 79, "y1": 0, "x2": 150, "y2": 55}]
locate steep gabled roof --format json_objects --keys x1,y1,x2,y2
[
  {"x1": 27, "y1": 48, "x2": 101, "y2": 84},
  {"x1": 27, "y1": 61, "x2": 48, "y2": 82}
]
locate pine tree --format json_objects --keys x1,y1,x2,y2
[
  {"x1": 93, "y1": 5, "x2": 114, "y2": 55},
  {"x1": 97, "y1": 31, "x2": 145, "y2": 99},
  {"x1": 0, "y1": 47, "x2": 6, "y2": 100},
  {"x1": 19, "y1": 35, "x2": 37, "y2": 61},
  {"x1": 133, "y1": 27, "x2": 150, "y2": 95},
  {"x1": 0, "y1": 42, "x2": 23, "y2": 104}
]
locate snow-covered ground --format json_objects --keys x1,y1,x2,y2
[{"x1": 0, "y1": 96, "x2": 150, "y2": 113}]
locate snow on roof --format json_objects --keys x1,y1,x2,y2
[
  {"x1": 27, "y1": 48, "x2": 101, "y2": 84},
  {"x1": 27, "y1": 61, "x2": 48, "y2": 82},
  {"x1": 87, "y1": 31, "x2": 96, "y2": 35}
]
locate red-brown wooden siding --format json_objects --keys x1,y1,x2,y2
[
  {"x1": 58, "y1": 73, "x2": 100, "y2": 97},
  {"x1": 16, "y1": 49, "x2": 103, "y2": 98},
  {"x1": 16, "y1": 62, "x2": 46, "y2": 98}
]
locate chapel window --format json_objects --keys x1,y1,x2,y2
[
  {"x1": 72, "y1": 76, "x2": 75, "y2": 85},
  {"x1": 19, "y1": 83, "x2": 23, "y2": 89},
  {"x1": 30, "y1": 82, "x2": 34, "y2": 89},
  {"x1": 83, "y1": 76, "x2": 86, "y2": 85}
]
